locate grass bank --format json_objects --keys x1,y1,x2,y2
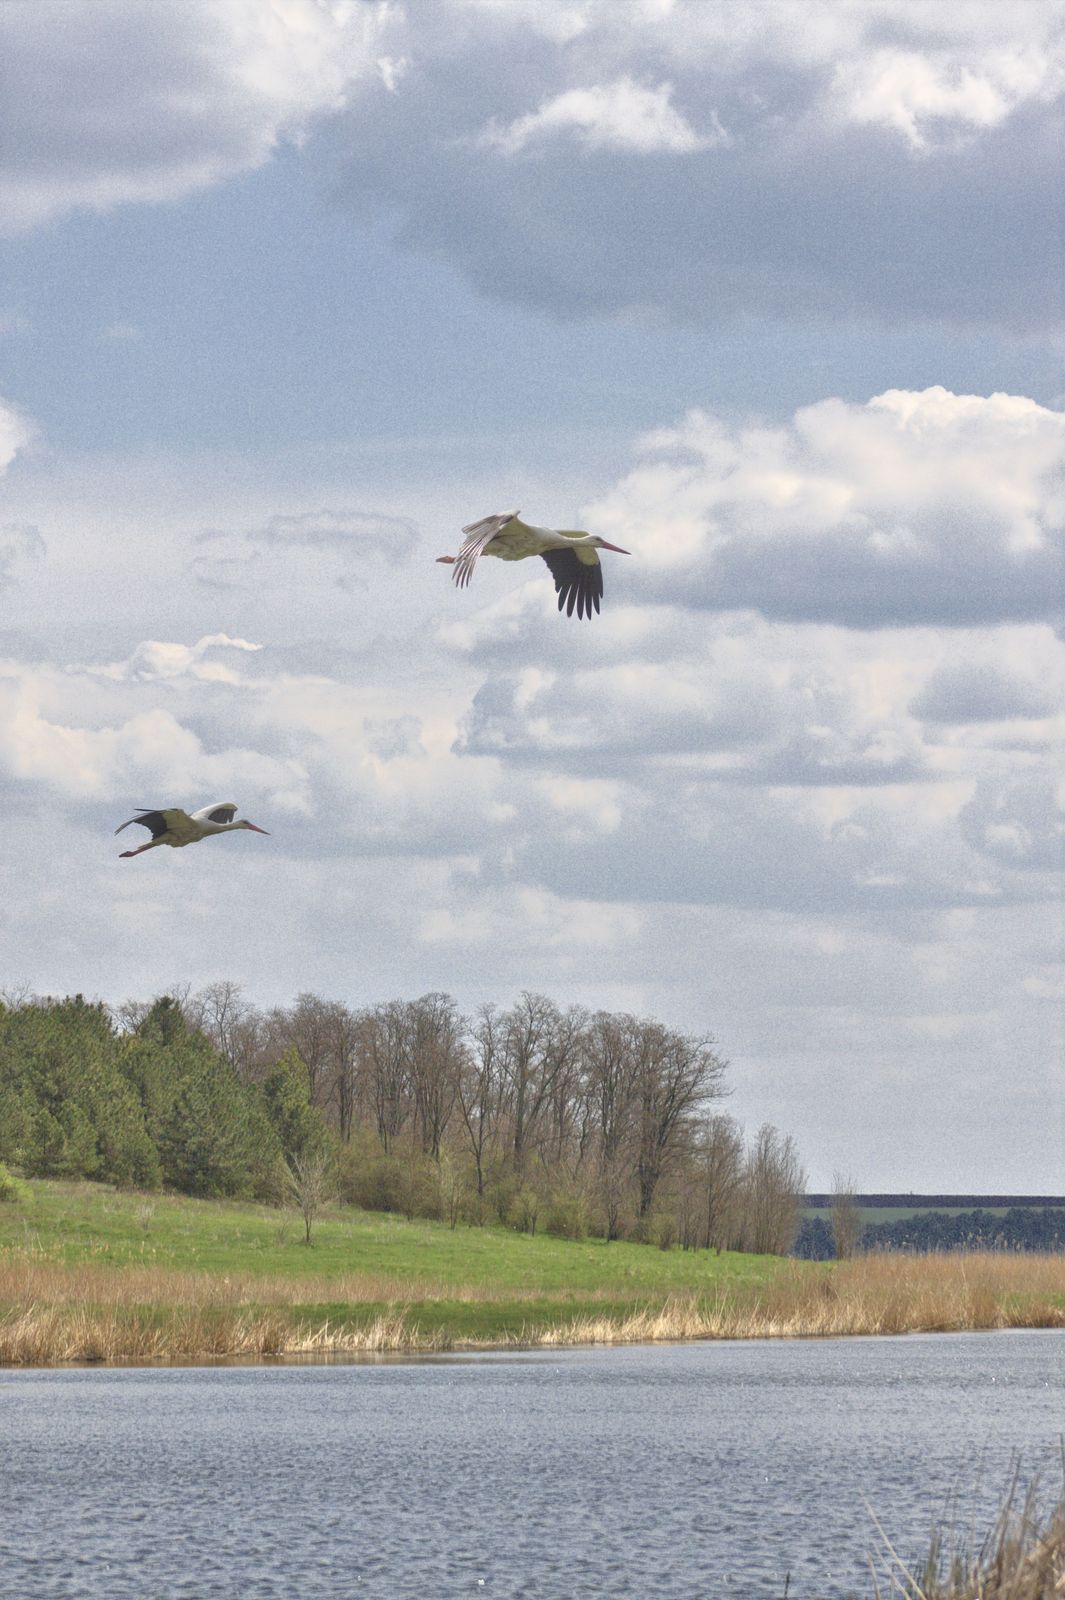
[{"x1": 2, "y1": 1180, "x2": 1064, "y2": 1364}]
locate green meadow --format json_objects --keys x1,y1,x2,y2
[{"x1": 3, "y1": 1181, "x2": 1063, "y2": 1364}]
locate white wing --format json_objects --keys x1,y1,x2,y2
[
  {"x1": 191, "y1": 802, "x2": 238, "y2": 826},
  {"x1": 453, "y1": 510, "x2": 520, "y2": 589}
]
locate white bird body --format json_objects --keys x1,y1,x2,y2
[
  {"x1": 438, "y1": 511, "x2": 629, "y2": 618},
  {"x1": 115, "y1": 803, "x2": 269, "y2": 858}
]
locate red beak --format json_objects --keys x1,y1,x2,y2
[
  {"x1": 436, "y1": 555, "x2": 456, "y2": 564},
  {"x1": 599, "y1": 540, "x2": 630, "y2": 554},
  {"x1": 245, "y1": 822, "x2": 270, "y2": 834}
]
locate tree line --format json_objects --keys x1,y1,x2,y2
[
  {"x1": 793, "y1": 1206, "x2": 1065, "y2": 1258},
  {"x1": 0, "y1": 983, "x2": 807, "y2": 1254}
]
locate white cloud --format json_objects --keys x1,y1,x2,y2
[
  {"x1": 0, "y1": 0, "x2": 394, "y2": 233},
  {"x1": 477, "y1": 78, "x2": 722, "y2": 155},
  {"x1": 586, "y1": 388, "x2": 1065, "y2": 625},
  {"x1": 0, "y1": 396, "x2": 33, "y2": 473},
  {"x1": 833, "y1": 45, "x2": 1063, "y2": 149}
]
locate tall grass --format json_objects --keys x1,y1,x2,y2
[
  {"x1": 1, "y1": 1249, "x2": 1062, "y2": 1364},
  {"x1": 872, "y1": 1468, "x2": 1065, "y2": 1599}
]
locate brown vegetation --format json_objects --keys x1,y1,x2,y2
[
  {"x1": 2, "y1": 1250, "x2": 1062, "y2": 1365},
  {"x1": 876, "y1": 1470, "x2": 1065, "y2": 1599}
]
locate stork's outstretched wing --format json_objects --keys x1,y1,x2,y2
[
  {"x1": 114, "y1": 808, "x2": 191, "y2": 839},
  {"x1": 453, "y1": 510, "x2": 520, "y2": 589},
  {"x1": 540, "y1": 546, "x2": 603, "y2": 619},
  {"x1": 193, "y1": 803, "x2": 238, "y2": 826}
]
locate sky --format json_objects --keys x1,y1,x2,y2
[{"x1": 0, "y1": 0, "x2": 1062, "y2": 1191}]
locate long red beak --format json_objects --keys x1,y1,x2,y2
[
  {"x1": 436, "y1": 555, "x2": 456, "y2": 564},
  {"x1": 245, "y1": 822, "x2": 270, "y2": 834},
  {"x1": 599, "y1": 540, "x2": 630, "y2": 554}
]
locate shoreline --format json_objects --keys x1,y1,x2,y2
[
  {"x1": 5, "y1": 1320, "x2": 1063, "y2": 1375},
  {"x1": 4, "y1": 1258, "x2": 1064, "y2": 1367}
]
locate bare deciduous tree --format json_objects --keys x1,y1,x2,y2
[
  {"x1": 458, "y1": 1005, "x2": 503, "y2": 1202},
  {"x1": 831, "y1": 1170, "x2": 863, "y2": 1260},
  {"x1": 286, "y1": 1148, "x2": 336, "y2": 1245},
  {"x1": 636, "y1": 1025, "x2": 728, "y2": 1219},
  {"x1": 743, "y1": 1124, "x2": 807, "y2": 1255},
  {"x1": 694, "y1": 1113, "x2": 745, "y2": 1252}
]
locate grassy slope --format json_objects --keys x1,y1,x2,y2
[
  {"x1": 3, "y1": 1182, "x2": 1063, "y2": 1363},
  {"x1": 0, "y1": 1180, "x2": 781, "y2": 1345}
]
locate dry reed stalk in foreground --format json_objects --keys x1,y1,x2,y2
[
  {"x1": 0, "y1": 1304, "x2": 441, "y2": 1364},
  {"x1": 872, "y1": 1473, "x2": 1065, "y2": 1599}
]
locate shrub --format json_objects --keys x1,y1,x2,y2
[
  {"x1": 0, "y1": 1162, "x2": 28, "y2": 1204},
  {"x1": 543, "y1": 1190, "x2": 587, "y2": 1241}
]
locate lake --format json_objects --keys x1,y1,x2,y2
[{"x1": 1, "y1": 1330, "x2": 1062, "y2": 1599}]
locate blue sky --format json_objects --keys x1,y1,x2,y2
[{"x1": 0, "y1": 0, "x2": 1062, "y2": 1189}]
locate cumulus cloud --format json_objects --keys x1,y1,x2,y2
[
  {"x1": 0, "y1": 396, "x2": 32, "y2": 473},
  {"x1": 3, "y1": 2, "x2": 1061, "y2": 328},
  {"x1": 585, "y1": 388, "x2": 1065, "y2": 627},
  {"x1": 476, "y1": 78, "x2": 723, "y2": 155},
  {"x1": 833, "y1": 45, "x2": 1063, "y2": 149},
  {"x1": 329, "y1": 1, "x2": 1064, "y2": 329},
  {"x1": 0, "y1": 0, "x2": 393, "y2": 233}
]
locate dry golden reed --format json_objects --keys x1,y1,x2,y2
[
  {"x1": 873, "y1": 1472, "x2": 1065, "y2": 1599},
  {"x1": 1, "y1": 1250, "x2": 1063, "y2": 1364}
]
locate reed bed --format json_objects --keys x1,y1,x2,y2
[{"x1": 1, "y1": 1249, "x2": 1062, "y2": 1364}]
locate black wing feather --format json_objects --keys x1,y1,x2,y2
[
  {"x1": 205, "y1": 805, "x2": 237, "y2": 824},
  {"x1": 540, "y1": 549, "x2": 603, "y2": 620},
  {"x1": 129, "y1": 810, "x2": 169, "y2": 839}
]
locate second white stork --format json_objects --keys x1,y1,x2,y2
[
  {"x1": 115, "y1": 803, "x2": 270, "y2": 858},
  {"x1": 438, "y1": 511, "x2": 629, "y2": 619}
]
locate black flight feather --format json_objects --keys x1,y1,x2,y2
[{"x1": 540, "y1": 548, "x2": 603, "y2": 620}]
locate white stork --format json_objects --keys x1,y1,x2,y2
[
  {"x1": 115, "y1": 803, "x2": 269, "y2": 859},
  {"x1": 438, "y1": 511, "x2": 630, "y2": 619}
]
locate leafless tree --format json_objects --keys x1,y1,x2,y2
[
  {"x1": 742, "y1": 1124, "x2": 807, "y2": 1255},
  {"x1": 285, "y1": 1148, "x2": 336, "y2": 1245},
  {"x1": 831, "y1": 1170, "x2": 863, "y2": 1259},
  {"x1": 694, "y1": 1113, "x2": 745, "y2": 1252},
  {"x1": 458, "y1": 1005, "x2": 504, "y2": 1200},
  {"x1": 360, "y1": 1001, "x2": 412, "y2": 1151},
  {"x1": 500, "y1": 993, "x2": 584, "y2": 1176},
  {"x1": 278, "y1": 992, "x2": 336, "y2": 1108},
  {"x1": 187, "y1": 980, "x2": 263, "y2": 1080},
  {"x1": 324, "y1": 1001, "x2": 362, "y2": 1142},
  {"x1": 635, "y1": 1024, "x2": 728, "y2": 1219},
  {"x1": 583, "y1": 1012, "x2": 639, "y2": 1240},
  {"x1": 404, "y1": 992, "x2": 465, "y2": 1158}
]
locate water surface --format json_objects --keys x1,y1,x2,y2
[{"x1": 1, "y1": 1330, "x2": 1062, "y2": 1599}]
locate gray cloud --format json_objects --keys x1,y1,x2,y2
[
  {"x1": 0, "y1": 0, "x2": 390, "y2": 233},
  {"x1": 331, "y1": 8, "x2": 1065, "y2": 331},
  {"x1": 192, "y1": 507, "x2": 419, "y2": 590},
  {"x1": 911, "y1": 661, "x2": 1058, "y2": 722},
  {"x1": 0, "y1": 521, "x2": 45, "y2": 589}
]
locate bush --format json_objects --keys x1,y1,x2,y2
[
  {"x1": 543, "y1": 1190, "x2": 587, "y2": 1241},
  {"x1": 508, "y1": 1186, "x2": 540, "y2": 1235},
  {"x1": 0, "y1": 1161, "x2": 27, "y2": 1204}
]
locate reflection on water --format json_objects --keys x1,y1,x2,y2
[{"x1": 1, "y1": 1330, "x2": 1062, "y2": 1599}]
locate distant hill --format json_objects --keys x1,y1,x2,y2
[
  {"x1": 794, "y1": 1195, "x2": 1065, "y2": 1259},
  {"x1": 804, "y1": 1194, "x2": 1065, "y2": 1209}
]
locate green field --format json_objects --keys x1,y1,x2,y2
[
  {"x1": 2, "y1": 1179, "x2": 775, "y2": 1291},
  {"x1": 0, "y1": 1180, "x2": 784, "y2": 1352},
  {"x1": 804, "y1": 1205, "x2": 1020, "y2": 1225}
]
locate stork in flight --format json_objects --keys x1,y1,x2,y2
[
  {"x1": 115, "y1": 803, "x2": 270, "y2": 858},
  {"x1": 438, "y1": 511, "x2": 630, "y2": 619}
]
